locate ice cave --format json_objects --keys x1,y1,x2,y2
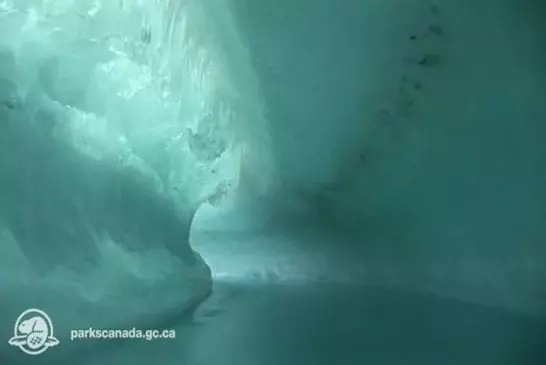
[{"x1": 0, "y1": 0, "x2": 545, "y2": 364}]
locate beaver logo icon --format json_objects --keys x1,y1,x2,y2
[{"x1": 8, "y1": 309, "x2": 59, "y2": 355}]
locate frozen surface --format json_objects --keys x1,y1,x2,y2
[
  {"x1": 1, "y1": 0, "x2": 545, "y2": 363},
  {"x1": 223, "y1": 0, "x2": 546, "y2": 317},
  {"x1": 5, "y1": 282, "x2": 545, "y2": 365},
  {"x1": 194, "y1": 211, "x2": 546, "y2": 318}
]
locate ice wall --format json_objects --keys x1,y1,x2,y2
[
  {"x1": 227, "y1": 0, "x2": 546, "y2": 315},
  {"x1": 0, "y1": 0, "x2": 270, "y2": 331}
]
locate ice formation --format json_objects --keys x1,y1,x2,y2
[
  {"x1": 1, "y1": 0, "x2": 545, "y2": 338},
  {"x1": 0, "y1": 0, "x2": 273, "y2": 328},
  {"x1": 197, "y1": 0, "x2": 546, "y2": 316}
]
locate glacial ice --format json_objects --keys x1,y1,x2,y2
[
  {"x1": 198, "y1": 0, "x2": 546, "y2": 317},
  {"x1": 0, "y1": 0, "x2": 272, "y2": 329},
  {"x1": 1, "y1": 0, "x2": 545, "y2": 343}
]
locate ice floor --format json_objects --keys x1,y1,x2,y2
[
  {"x1": 5, "y1": 280, "x2": 546, "y2": 365},
  {"x1": 2, "y1": 203, "x2": 545, "y2": 365},
  {"x1": 3, "y1": 211, "x2": 545, "y2": 365}
]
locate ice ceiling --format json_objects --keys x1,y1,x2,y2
[{"x1": 0, "y1": 0, "x2": 545, "y2": 336}]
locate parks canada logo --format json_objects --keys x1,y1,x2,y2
[{"x1": 8, "y1": 309, "x2": 59, "y2": 355}]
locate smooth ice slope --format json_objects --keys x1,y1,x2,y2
[
  {"x1": 218, "y1": 0, "x2": 546, "y2": 316},
  {"x1": 0, "y1": 0, "x2": 271, "y2": 333}
]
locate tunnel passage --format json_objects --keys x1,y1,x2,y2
[
  {"x1": 0, "y1": 3, "x2": 545, "y2": 363},
  {"x1": 195, "y1": 0, "x2": 546, "y2": 318}
]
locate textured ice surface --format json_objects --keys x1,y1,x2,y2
[
  {"x1": 0, "y1": 0, "x2": 273, "y2": 332},
  {"x1": 10, "y1": 282, "x2": 545, "y2": 365},
  {"x1": 205, "y1": 0, "x2": 546, "y2": 317},
  {"x1": 1, "y1": 0, "x2": 545, "y2": 359}
]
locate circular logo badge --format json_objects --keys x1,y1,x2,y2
[{"x1": 8, "y1": 308, "x2": 60, "y2": 355}]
